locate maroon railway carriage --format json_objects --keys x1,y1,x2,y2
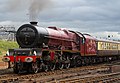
[{"x1": 2, "y1": 22, "x2": 120, "y2": 73}]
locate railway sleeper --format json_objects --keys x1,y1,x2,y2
[{"x1": 102, "y1": 77, "x2": 120, "y2": 83}]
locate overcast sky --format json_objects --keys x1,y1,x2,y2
[{"x1": 0, "y1": 0, "x2": 120, "y2": 39}]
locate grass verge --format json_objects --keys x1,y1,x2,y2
[{"x1": 0, "y1": 40, "x2": 18, "y2": 62}]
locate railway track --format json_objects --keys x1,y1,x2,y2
[
  {"x1": 0, "y1": 65, "x2": 111, "y2": 83},
  {"x1": 51, "y1": 72, "x2": 120, "y2": 83},
  {"x1": 0, "y1": 60, "x2": 119, "y2": 83},
  {"x1": 0, "y1": 68, "x2": 13, "y2": 75}
]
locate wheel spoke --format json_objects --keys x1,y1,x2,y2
[
  {"x1": 64, "y1": 62, "x2": 70, "y2": 69},
  {"x1": 58, "y1": 62, "x2": 64, "y2": 70},
  {"x1": 64, "y1": 57, "x2": 70, "y2": 69}
]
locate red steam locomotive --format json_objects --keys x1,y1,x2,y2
[{"x1": 2, "y1": 22, "x2": 120, "y2": 73}]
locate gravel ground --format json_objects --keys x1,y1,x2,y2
[{"x1": 0, "y1": 62, "x2": 8, "y2": 69}]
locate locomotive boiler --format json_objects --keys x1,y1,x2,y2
[
  {"x1": 2, "y1": 22, "x2": 120, "y2": 74},
  {"x1": 16, "y1": 22, "x2": 81, "y2": 50}
]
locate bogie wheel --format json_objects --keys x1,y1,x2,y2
[
  {"x1": 32, "y1": 62, "x2": 39, "y2": 73},
  {"x1": 13, "y1": 65, "x2": 19, "y2": 74},
  {"x1": 13, "y1": 63, "x2": 21, "y2": 74}
]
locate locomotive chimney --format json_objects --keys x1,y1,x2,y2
[{"x1": 30, "y1": 21, "x2": 38, "y2": 25}]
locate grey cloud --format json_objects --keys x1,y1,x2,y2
[{"x1": 0, "y1": 0, "x2": 120, "y2": 35}]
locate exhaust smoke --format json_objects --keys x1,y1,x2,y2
[
  {"x1": 7, "y1": 0, "x2": 53, "y2": 21},
  {"x1": 29, "y1": 0, "x2": 52, "y2": 21}
]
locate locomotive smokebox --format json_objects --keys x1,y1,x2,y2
[
  {"x1": 30, "y1": 21, "x2": 38, "y2": 25},
  {"x1": 16, "y1": 22, "x2": 49, "y2": 48}
]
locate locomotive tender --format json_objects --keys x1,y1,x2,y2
[{"x1": 2, "y1": 22, "x2": 120, "y2": 73}]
